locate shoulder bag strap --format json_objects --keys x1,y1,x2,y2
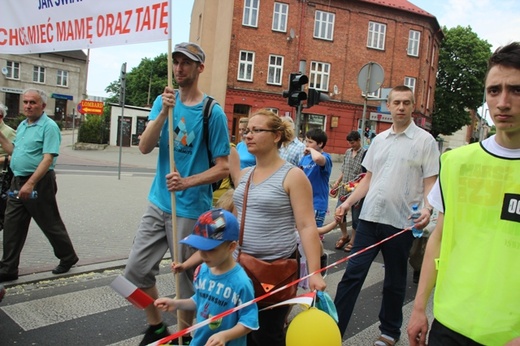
[{"x1": 238, "y1": 169, "x2": 254, "y2": 247}]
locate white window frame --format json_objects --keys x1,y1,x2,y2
[
  {"x1": 427, "y1": 86, "x2": 432, "y2": 110},
  {"x1": 362, "y1": 88, "x2": 382, "y2": 98},
  {"x1": 57, "y1": 70, "x2": 68, "y2": 87},
  {"x1": 309, "y1": 61, "x2": 330, "y2": 92},
  {"x1": 367, "y1": 21, "x2": 386, "y2": 50},
  {"x1": 272, "y1": 2, "x2": 288, "y2": 32},
  {"x1": 404, "y1": 77, "x2": 416, "y2": 93},
  {"x1": 267, "y1": 55, "x2": 283, "y2": 85},
  {"x1": 243, "y1": 0, "x2": 259, "y2": 28},
  {"x1": 265, "y1": 108, "x2": 279, "y2": 115},
  {"x1": 238, "y1": 50, "x2": 255, "y2": 82},
  {"x1": 314, "y1": 10, "x2": 335, "y2": 41},
  {"x1": 408, "y1": 30, "x2": 420, "y2": 57},
  {"x1": 6, "y1": 61, "x2": 20, "y2": 79},
  {"x1": 33, "y1": 66, "x2": 45, "y2": 84}
]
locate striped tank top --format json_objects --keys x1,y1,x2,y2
[{"x1": 234, "y1": 162, "x2": 298, "y2": 260}]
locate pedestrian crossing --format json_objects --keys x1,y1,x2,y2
[{"x1": 0, "y1": 254, "x2": 433, "y2": 345}]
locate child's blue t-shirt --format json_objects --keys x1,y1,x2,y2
[
  {"x1": 236, "y1": 141, "x2": 256, "y2": 169},
  {"x1": 191, "y1": 263, "x2": 259, "y2": 346},
  {"x1": 299, "y1": 151, "x2": 332, "y2": 211},
  {"x1": 147, "y1": 94, "x2": 230, "y2": 219}
]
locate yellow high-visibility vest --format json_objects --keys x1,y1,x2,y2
[{"x1": 435, "y1": 143, "x2": 520, "y2": 345}]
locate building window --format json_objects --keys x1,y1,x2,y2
[
  {"x1": 431, "y1": 44, "x2": 436, "y2": 67},
  {"x1": 367, "y1": 21, "x2": 386, "y2": 50},
  {"x1": 265, "y1": 108, "x2": 279, "y2": 115},
  {"x1": 314, "y1": 10, "x2": 334, "y2": 41},
  {"x1": 305, "y1": 113, "x2": 326, "y2": 132},
  {"x1": 233, "y1": 104, "x2": 250, "y2": 116},
  {"x1": 272, "y1": 2, "x2": 288, "y2": 32},
  {"x1": 57, "y1": 70, "x2": 68, "y2": 87},
  {"x1": 267, "y1": 55, "x2": 283, "y2": 85},
  {"x1": 243, "y1": 0, "x2": 259, "y2": 27},
  {"x1": 408, "y1": 30, "x2": 420, "y2": 56},
  {"x1": 6, "y1": 61, "x2": 20, "y2": 79},
  {"x1": 309, "y1": 61, "x2": 330, "y2": 92},
  {"x1": 33, "y1": 66, "x2": 45, "y2": 83},
  {"x1": 238, "y1": 50, "x2": 255, "y2": 82},
  {"x1": 362, "y1": 88, "x2": 381, "y2": 98},
  {"x1": 404, "y1": 77, "x2": 416, "y2": 93}
]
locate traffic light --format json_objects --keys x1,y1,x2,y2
[
  {"x1": 307, "y1": 88, "x2": 330, "y2": 108},
  {"x1": 282, "y1": 73, "x2": 308, "y2": 107}
]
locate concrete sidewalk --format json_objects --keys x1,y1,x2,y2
[
  {"x1": 1, "y1": 131, "x2": 159, "y2": 286},
  {"x1": 1, "y1": 130, "x2": 345, "y2": 287}
]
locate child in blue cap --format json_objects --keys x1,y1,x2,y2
[{"x1": 155, "y1": 209, "x2": 258, "y2": 346}]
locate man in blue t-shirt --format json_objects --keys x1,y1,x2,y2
[
  {"x1": 0, "y1": 89, "x2": 79, "y2": 282},
  {"x1": 124, "y1": 42, "x2": 230, "y2": 346}
]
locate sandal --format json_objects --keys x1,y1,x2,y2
[
  {"x1": 335, "y1": 235, "x2": 350, "y2": 249},
  {"x1": 344, "y1": 242, "x2": 353, "y2": 252},
  {"x1": 374, "y1": 335, "x2": 397, "y2": 346}
]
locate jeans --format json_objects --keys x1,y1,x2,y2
[{"x1": 334, "y1": 220, "x2": 414, "y2": 340}]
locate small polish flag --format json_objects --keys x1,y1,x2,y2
[{"x1": 110, "y1": 275, "x2": 154, "y2": 309}]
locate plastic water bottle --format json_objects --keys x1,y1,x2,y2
[
  {"x1": 8, "y1": 190, "x2": 38, "y2": 199},
  {"x1": 410, "y1": 204, "x2": 422, "y2": 238}
]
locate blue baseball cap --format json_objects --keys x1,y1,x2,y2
[{"x1": 180, "y1": 209, "x2": 239, "y2": 251}]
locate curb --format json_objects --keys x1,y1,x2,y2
[{"x1": 1, "y1": 259, "x2": 128, "y2": 288}]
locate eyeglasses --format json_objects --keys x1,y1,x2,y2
[{"x1": 243, "y1": 128, "x2": 276, "y2": 135}]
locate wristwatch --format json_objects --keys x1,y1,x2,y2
[{"x1": 425, "y1": 206, "x2": 433, "y2": 216}]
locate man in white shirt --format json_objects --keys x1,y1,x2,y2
[{"x1": 335, "y1": 85, "x2": 439, "y2": 346}]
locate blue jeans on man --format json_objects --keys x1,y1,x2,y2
[{"x1": 334, "y1": 220, "x2": 414, "y2": 340}]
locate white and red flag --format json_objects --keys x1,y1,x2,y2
[{"x1": 110, "y1": 275, "x2": 154, "y2": 310}]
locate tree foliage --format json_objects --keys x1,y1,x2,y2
[
  {"x1": 431, "y1": 26, "x2": 492, "y2": 138},
  {"x1": 105, "y1": 53, "x2": 178, "y2": 107}
]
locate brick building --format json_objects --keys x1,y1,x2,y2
[{"x1": 191, "y1": 0, "x2": 442, "y2": 154}]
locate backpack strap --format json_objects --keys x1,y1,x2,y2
[{"x1": 202, "y1": 96, "x2": 217, "y2": 165}]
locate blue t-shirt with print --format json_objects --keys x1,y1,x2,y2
[
  {"x1": 299, "y1": 151, "x2": 332, "y2": 211},
  {"x1": 147, "y1": 94, "x2": 230, "y2": 219},
  {"x1": 191, "y1": 263, "x2": 259, "y2": 346}
]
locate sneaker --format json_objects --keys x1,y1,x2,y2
[
  {"x1": 139, "y1": 322, "x2": 170, "y2": 346},
  {"x1": 320, "y1": 253, "x2": 328, "y2": 278}
]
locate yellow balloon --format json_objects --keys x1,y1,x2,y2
[{"x1": 286, "y1": 307, "x2": 342, "y2": 346}]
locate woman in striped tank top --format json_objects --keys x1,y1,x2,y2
[{"x1": 233, "y1": 109, "x2": 327, "y2": 346}]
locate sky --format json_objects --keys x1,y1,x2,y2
[{"x1": 86, "y1": 0, "x2": 520, "y2": 104}]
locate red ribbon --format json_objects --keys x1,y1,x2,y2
[{"x1": 150, "y1": 227, "x2": 412, "y2": 345}]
